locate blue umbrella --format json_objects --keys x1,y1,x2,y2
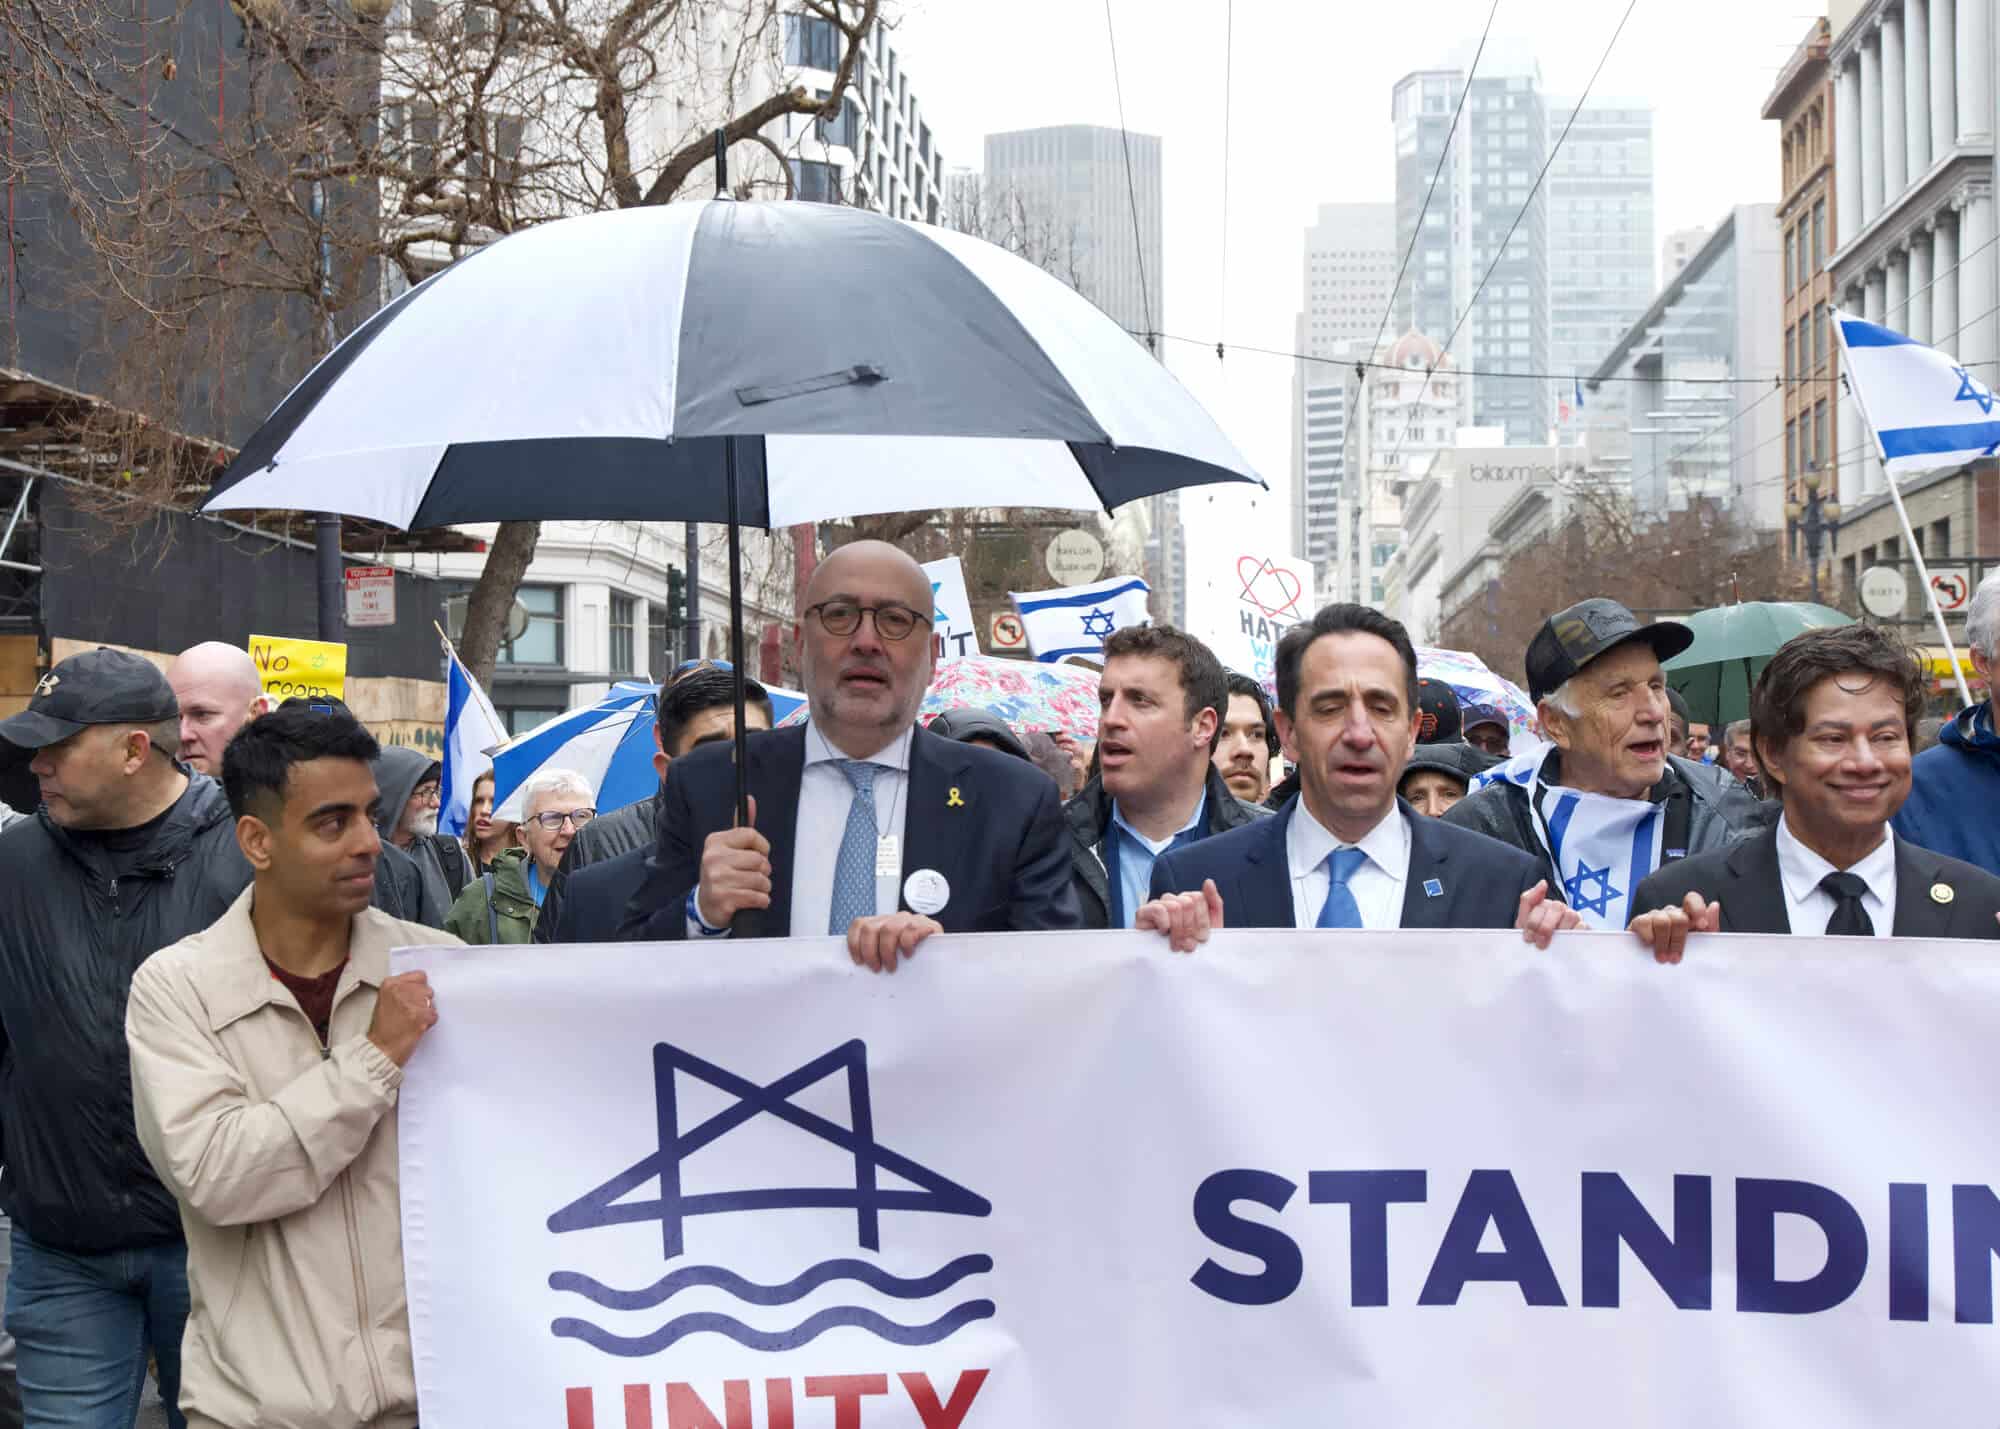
[{"x1": 490, "y1": 682, "x2": 659, "y2": 821}]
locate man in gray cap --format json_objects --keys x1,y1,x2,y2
[
  {"x1": 0, "y1": 648, "x2": 253, "y2": 1428},
  {"x1": 1443, "y1": 598, "x2": 1762, "y2": 929}
]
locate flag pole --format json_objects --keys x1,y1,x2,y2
[{"x1": 1832, "y1": 319, "x2": 1976, "y2": 707}]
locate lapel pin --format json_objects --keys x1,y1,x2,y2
[
  {"x1": 904, "y1": 868, "x2": 950, "y2": 916},
  {"x1": 947, "y1": 787, "x2": 965, "y2": 808},
  {"x1": 1931, "y1": 882, "x2": 1955, "y2": 905},
  {"x1": 1423, "y1": 878, "x2": 1444, "y2": 899}
]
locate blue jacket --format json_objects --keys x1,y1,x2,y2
[{"x1": 1894, "y1": 702, "x2": 2000, "y2": 877}]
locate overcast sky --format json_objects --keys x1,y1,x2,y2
[{"x1": 890, "y1": 0, "x2": 1813, "y2": 558}]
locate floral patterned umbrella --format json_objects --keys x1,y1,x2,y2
[
  {"x1": 778, "y1": 655, "x2": 1101, "y2": 740},
  {"x1": 1416, "y1": 645, "x2": 1537, "y2": 749}
]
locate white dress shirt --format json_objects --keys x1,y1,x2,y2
[
  {"x1": 691, "y1": 722, "x2": 913, "y2": 937},
  {"x1": 1287, "y1": 800, "x2": 1411, "y2": 930},
  {"x1": 1774, "y1": 814, "x2": 1895, "y2": 938}
]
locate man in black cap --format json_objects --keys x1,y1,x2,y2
[
  {"x1": 1664, "y1": 686, "x2": 1693, "y2": 759},
  {"x1": 1442, "y1": 598, "x2": 1762, "y2": 929},
  {"x1": 1413, "y1": 678, "x2": 1464, "y2": 745},
  {"x1": 0, "y1": 649, "x2": 253, "y2": 1429}
]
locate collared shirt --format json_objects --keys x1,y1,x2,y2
[
  {"x1": 1774, "y1": 813, "x2": 1895, "y2": 938},
  {"x1": 1287, "y1": 800, "x2": 1410, "y2": 930},
  {"x1": 1106, "y1": 793, "x2": 1207, "y2": 929},
  {"x1": 689, "y1": 721, "x2": 915, "y2": 938}
]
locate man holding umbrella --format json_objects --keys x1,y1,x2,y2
[
  {"x1": 1443, "y1": 598, "x2": 1762, "y2": 929},
  {"x1": 621, "y1": 541, "x2": 1080, "y2": 964}
]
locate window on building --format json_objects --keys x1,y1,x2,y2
[
  {"x1": 498, "y1": 585, "x2": 564, "y2": 666},
  {"x1": 1785, "y1": 420, "x2": 1796, "y2": 480},
  {"x1": 1786, "y1": 328, "x2": 1796, "y2": 382},
  {"x1": 410, "y1": 102, "x2": 439, "y2": 177},
  {"x1": 407, "y1": 0, "x2": 437, "y2": 27},
  {"x1": 1812, "y1": 199, "x2": 1826, "y2": 269},
  {"x1": 609, "y1": 594, "x2": 636, "y2": 675},
  {"x1": 648, "y1": 606, "x2": 669, "y2": 678},
  {"x1": 785, "y1": 12, "x2": 839, "y2": 70},
  {"x1": 1783, "y1": 229, "x2": 1795, "y2": 292},
  {"x1": 816, "y1": 93, "x2": 859, "y2": 149},
  {"x1": 1813, "y1": 401, "x2": 1827, "y2": 467},
  {"x1": 790, "y1": 158, "x2": 841, "y2": 203},
  {"x1": 1813, "y1": 303, "x2": 1827, "y2": 368}
]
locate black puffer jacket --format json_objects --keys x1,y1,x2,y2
[
  {"x1": 533, "y1": 793, "x2": 659, "y2": 945},
  {"x1": 0, "y1": 774, "x2": 251, "y2": 1252}
]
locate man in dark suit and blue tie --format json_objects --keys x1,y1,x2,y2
[
  {"x1": 1137, "y1": 604, "x2": 1578, "y2": 948},
  {"x1": 620, "y1": 540, "x2": 1080, "y2": 966},
  {"x1": 1629, "y1": 622, "x2": 2000, "y2": 960}
]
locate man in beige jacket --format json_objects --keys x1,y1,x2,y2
[{"x1": 126, "y1": 699, "x2": 458, "y2": 1429}]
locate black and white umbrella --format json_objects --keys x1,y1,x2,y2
[
  {"x1": 201, "y1": 194, "x2": 1262, "y2": 838},
  {"x1": 202, "y1": 199, "x2": 1260, "y2": 528}
]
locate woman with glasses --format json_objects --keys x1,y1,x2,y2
[{"x1": 445, "y1": 768, "x2": 596, "y2": 944}]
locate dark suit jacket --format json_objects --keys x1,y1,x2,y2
[
  {"x1": 1149, "y1": 797, "x2": 1549, "y2": 930},
  {"x1": 1630, "y1": 827, "x2": 2000, "y2": 938},
  {"x1": 544, "y1": 845, "x2": 652, "y2": 944},
  {"x1": 620, "y1": 723, "x2": 1083, "y2": 940}
]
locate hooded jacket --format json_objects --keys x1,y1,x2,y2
[
  {"x1": 0, "y1": 773, "x2": 251, "y2": 1252},
  {"x1": 1063, "y1": 763, "x2": 1272, "y2": 928},
  {"x1": 1894, "y1": 701, "x2": 2000, "y2": 876},
  {"x1": 444, "y1": 846, "x2": 539, "y2": 945},
  {"x1": 370, "y1": 747, "x2": 468, "y2": 927},
  {"x1": 1441, "y1": 748, "x2": 1764, "y2": 899}
]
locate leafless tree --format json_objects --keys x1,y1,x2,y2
[{"x1": 5, "y1": 0, "x2": 879, "y2": 684}]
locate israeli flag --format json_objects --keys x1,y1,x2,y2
[
  {"x1": 1835, "y1": 310, "x2": 2000, "y2": 477},
  {"x1": 1008, "y1": 575, "x2": 1151, "y2": 663},
  {"x1": 1526, "y1": 759, "x2": 1664, "y2": 931},
  {"x1": 438, "y1": 638, "x2": 505, "y2": 837}
]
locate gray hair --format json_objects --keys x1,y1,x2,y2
[
  {"x1": 1724, "y1": 718, "x2": 1752, "y2": 742},
  {"x1": 519, "y1": 767, "x2": 593, "y2": 815},
  {"x1": 1966, "y1": 567, "x2": 2000, "y2": 661},
  {"x1": 1540, "y1": 678, "x2": 1583, "y2": 720}
]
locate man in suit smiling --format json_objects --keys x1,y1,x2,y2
[
  {"x1": 620, "y1": 540, "x2": 1079, "y2": 966},
  {"x1": 1630, "y1": 623, "x2": 2000, "y2": 959},
  {"x1": 1135, "y1": 604, "x2": 1578, "y2": 949}
]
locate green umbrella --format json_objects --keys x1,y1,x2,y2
[{"x1": 1663, "y1": 602, "x2": 1856, "y2": 726}]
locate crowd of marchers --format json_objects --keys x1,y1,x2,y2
[{"x1": 3, "y1": 541, "x2": 2000, "y2": 1428}]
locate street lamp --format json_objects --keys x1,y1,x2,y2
[{"x1": 1784, "y1": 464, "x2": 1842, "y2": 605}]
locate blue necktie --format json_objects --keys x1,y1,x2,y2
[
  {"x1": 829, "y1": 760, "x2": 884, "y2": 934},
  {"x1": 1316, "y1": 847, "x2": 1368, "y2": 929}
]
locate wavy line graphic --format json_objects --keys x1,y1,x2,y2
[
  {"x1": 551, "y1": 1299, "x2": 995, "y2": 1357},
  {"x1": 548, "y1": 1254, "x2": 993, "y2": 1311}
]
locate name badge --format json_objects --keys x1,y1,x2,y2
[{"x1": 875, "y1": 834, "x2": 901, "y2": 879}]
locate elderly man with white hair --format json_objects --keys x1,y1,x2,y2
[
  {"x1": 1443, "y1": 598, "x2": 1764, "y2": 928},
  {"x1": 444, "y1": 768, "x2": 594, "y2": 944},
  {"x1": 1894, "y1": 568, "x2": 2000, "y2": 874}
]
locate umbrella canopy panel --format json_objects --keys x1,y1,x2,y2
[
  {"x1": 202, "y1": 201, "x2": 1261, "y2": 531},
  {"x1": 490, "y1": 681, "x2": 660, "y2": 821},
  {"x1": 1663, "y1": 602, "x2": 1855, "y2": 726}
]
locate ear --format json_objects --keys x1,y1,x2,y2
[
  {"x1": 235, "y1": 813, "x2": 276, "y2": 873},
  {"x1": 1539, "y1": 701, "x2": 1574, "y2": 752},
  {"x1": 1400, "y1": 709, "x2": 1420, "y2": 762},
  {"x1": 250, "y1": 692, "x2": 277, "y2": 718},
  {"x1": 1191, "y1": 704, "x2": 1219, "y2": 749},
  {"x1": 1753, "y1": 731, "x2": 1786, "y2": 796},
  {"x1": 123, "y1": 729, "x2": 153, "y2": 774},
  {"x1": 652, "y1": 750, "x2": 669, "y2": 778},
  {"x1": 1273, "y1": 708, "x2": 1299, "y2": 765}
]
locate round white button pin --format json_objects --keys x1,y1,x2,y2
[{"x1": 903, "y1": 868, "x2": 950, "y2": 917}]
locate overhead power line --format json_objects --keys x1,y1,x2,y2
[{"x1": 1102, "y1": 0, "x2": 1155, "y2": 354}]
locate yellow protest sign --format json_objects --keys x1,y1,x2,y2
[{"x1": 248, "y1": 634, "x2": 348, "y2": 701}]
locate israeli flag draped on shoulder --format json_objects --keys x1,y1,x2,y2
[
  {"x1": 1834, "y1": 309, "x2": 2000, "y2": 475},
  {"x1": 1472, "y1": 745, "x2": 1663, "y2": 930},
  {"x1": 1008, "y1": 575, "x2": 1152, "y2": 663},
  {"x1": 438, "y1": 634, "x2": 505, "y2": 837}
]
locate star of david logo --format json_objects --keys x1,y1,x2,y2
[
  {"x1": 1079, "y1": 607, "x2": 1117, "y2": 638},
  {"x1": 931, "y1": 581, "x2": 948, "y2": 625},
  {"x1": 548, "y1": 1040, "x2": 990, "y2": 1259},
  {"x1": 1563, "y1": 861, "x2": 1623, "y2": 919},
  {"x1": 1954, "y1": 366, "x2": 1997, "y2": 416}
]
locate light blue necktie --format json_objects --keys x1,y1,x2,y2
[
  {"x1": 1315, "y1": 847, "x2": 1368, "y2": 929},
  {"x1": 828, "y1": 760, "x2": 884, "y2": 934}
]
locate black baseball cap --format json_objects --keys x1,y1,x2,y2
[
  {"x1": 1414, "y1": 679, "x2": 1463, "y2": 744},
  {"x1": 1399, "y1": 741, "x2": 1495, "y2": 790},
  {"x1": 926, "y1": 707, "x2": 1029, "y2": 762},
  {"x1": 0, "y1": 648, "x2": 180, "y2": 751},
  {"x1": 1525, "y1": 599, "x2": 1694, "y2": 703}
]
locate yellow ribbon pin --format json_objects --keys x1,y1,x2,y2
[{"x1": 947, "y1": 787, "x2": 965, "y2": 808}]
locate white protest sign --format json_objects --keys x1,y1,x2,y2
[
  {"x1": 397, "y1": 931, "x2": 2000, "y2": 1427},
  {"x1": 922, "y1": 556, "x2": 979, "y2": 658},
  {"x1": 1181, "y1": 521, "x2": 1314, "y2": 693}
]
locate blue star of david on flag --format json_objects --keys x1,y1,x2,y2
[
  {"x1": 1079, "y1": 607, "x2": 1117, "y2": 638},
  {"x1": 1836, "y1": 310, "x2": 2000, "y2": 474},
  {"x1": 1954, "y1": 367, "x2": 1996, "y2": 415},
  {"x1": 1563, "y1": 861, "x2": 1622, "y2": 919}
]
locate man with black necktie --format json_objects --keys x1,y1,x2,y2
[
  {"x1": 1630, "y1": 623, "x2": 2000, "y2": 960},
  {"x1": 619, "y1": 540, "x2": 1079, "y2": 966},
  {"x1": 1132, "y1": 604, "x2": 1578, "y2": 949}
]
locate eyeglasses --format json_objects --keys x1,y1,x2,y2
[
  {"x1": 529, "y1": 807, "x2": 596, "y2": 830},
  {"x1": 413, "y1": 784, "x2": 443, "y2": 805},
  {"x1": 805, "y1": 600, "x2": 924, "y2": 641}
]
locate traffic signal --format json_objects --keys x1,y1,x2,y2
[{"x1": 665, "y1": 566, "x2": 687, "y2": 626}]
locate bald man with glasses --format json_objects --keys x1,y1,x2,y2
[{"x1": 621, "y1": 541, "x2": 1079, "y2": 965}]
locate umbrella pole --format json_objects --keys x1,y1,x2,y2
[{"x1": 724, "y1": 433, "x2": 759, "y2": 938}]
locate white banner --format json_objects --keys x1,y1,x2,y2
[
  {"x1": 921, "y1": 557, "x2": 979, "y2": 659},
  {"x1": 397, "y1": 932, "x2": 2000, "y2": 1427},
  {"x1": 1181, "y1": 526, "x2": 1314, "y2": 694}
]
